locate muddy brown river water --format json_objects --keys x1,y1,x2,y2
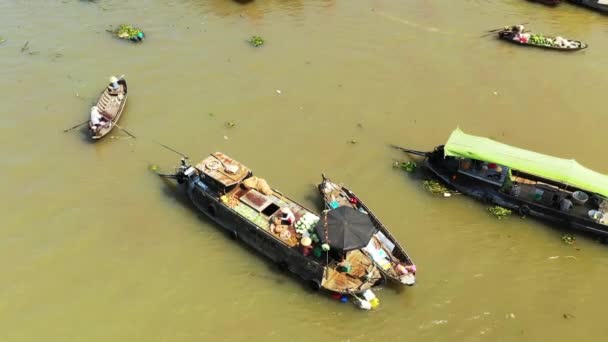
[{"x1": 1, "y1": 0, "x2": 608, "y2": 341}]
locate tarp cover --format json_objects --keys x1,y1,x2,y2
[{"x1": 444, "y1": 128, "x2": 608, "y2": 197}]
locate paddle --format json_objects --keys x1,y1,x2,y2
[
  {"x1": 480, "y1": 23, "x2": 529, "y2": 37},
  {"x1": 389, "y1": 144, "x2": 429, "y2": 157},
  {"x1": 153, "y1": 140, "x2": 188, "y2": 158},
  {"x1": 486, "y1": 22, "x2": 528, "y2": 33},
  {"x1": 63, "y1": 120, "x2": 89, "y2": 132},
  {"x1": 114, "y1": 124, "x2": 136, "y2": 139}
]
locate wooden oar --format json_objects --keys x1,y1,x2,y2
[
  {"x1": 114, "y1": 124, "x2": 136, "y2": 139},
  {"x1": 389, "y1": 144, "x2": 429, "y2": 157},
  {"x1": 486, "y1": 23, "x2": 528, "y2": 33},
  {"x1": 63, "y1": 120, "x2": 89, "y2": 132}
]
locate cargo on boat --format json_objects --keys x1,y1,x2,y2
[
  {"x1": 88, "y1": 76, "x2": 128, "y2": 139},
  {"x1": 159, "y1": 152, "x2": 383, "y2": 303},
  {"x1": 318, "y1": 174, "x2": 417, "y2": 285},
  {"x1": 396, "y1": 128, "x2": 608, "y2": 238},
  {"x1": 498, "y1": 25, "x2": 587, "y2": 51}
]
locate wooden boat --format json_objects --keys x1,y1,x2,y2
[
  {"x1": 498, "y1": 30, "x2": 587, "y2": 51},
  {"x1": 318, "y1": 175, "x2": 417, "y2": 285},
  {"x1": 396, "y1": 128, "x2": 608, "y2": 239},
  {"x1": 88, "y1": 77, "x2": 128, "y2": 139},
  {"x1": 158, "y1": 153, "x2": 384, "y2": 307},
  {"x1": 568, "y1": 0, "x2": 608, "y2": 13},
  {"x1": 528, "y1": 0, "x2": 561, "y2": 5}
]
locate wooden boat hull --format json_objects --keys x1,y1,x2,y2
[
  {"x1": 318, "y1": 175, "x2": 417, "y2": 285},
  {"x1": 89, "y1": 79, "x2": 128, "y2": 140},
  {"x1": 420, "y1": 147, "x2": 608, "y2": 239},
  {"x1": 498, "y1": 33, "x2": 588, "y2": 51}
]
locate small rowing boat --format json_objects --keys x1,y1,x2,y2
[
  {"x1": 89, "y1": 76, "x2": 128, "y2": 139},
  {"x1": 498, "y1": 26, "x2": 587, "y2": 51},
  {"x1": 318, "y1": 174, "x2": 417, "y2": 285}
]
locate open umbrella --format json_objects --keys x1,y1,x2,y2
[{"x1": 314, "y1": 206, "x2": 377, "y2": 252}]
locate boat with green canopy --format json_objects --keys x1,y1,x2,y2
[{"x1": 394, "y1": 128, "x2": 608, "y2": 238}]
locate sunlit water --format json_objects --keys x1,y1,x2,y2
[{"x1": 1, "y1": 0, "x2": 608, "y2": 341}]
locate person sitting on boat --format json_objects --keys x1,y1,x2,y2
[
  {"x1": 107, "y1": 76, "x2": 122, "y2": 95},
  {"x1": 90, "y1": 106, "x2": 107, "y2": 131},
  {"x1": 279, "y1": 207, "x2": 295, "y2": 225}
]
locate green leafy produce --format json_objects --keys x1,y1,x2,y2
[
  {"x1": 115, "y1": 24, "x2": 144, "y2": 40},
  {"x1": 393, "y1": 161, "x2": 417, "y2": 173},
  {"x1": 249, "y1": 35, "x2": 264, "y2": 47},
  {"x1": 423, "y1": 180, "x2": 450, "y2": 195},
  {"x1": 562, "y1": 233, "x2": 575, "y2": 245},
  {"x1": 488, "y1": 206, "x2": 512, "y2": 219}
]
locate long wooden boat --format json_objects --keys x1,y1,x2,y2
[
  {"x1": 498, "y1": 30, "x2": 587, "y2": 51},
  {"x1": 396, "y1": 128, "x2": 608, "y2": 238},
  {"x1": 88, "y1": 77, "x2": 128, "y2": 139},
  {"x1": 318, "y1": 174, "x2": 417, "y2": 285},
  {"x1": 528, "y1": 0, "x2": 561, "y2": 5},
  {"x1": 568, "y1": 0, "x2": 608, "y2": 13},
  {"x1": 159, "y1": 153, "x2": 383, "y2": 305}
]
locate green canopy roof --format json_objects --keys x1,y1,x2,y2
[{"x1": 444, "y1": 128, "x2": 608, "y2": 197}]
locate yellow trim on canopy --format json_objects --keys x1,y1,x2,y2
[{"x1": 444, "y1": 128, "x2": 608, "y2": 197}]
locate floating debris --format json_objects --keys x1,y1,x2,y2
[
  {"x1": 110, "y1": 24, "x2": 145, "y2": 42},
  {"x1": 422, "y1": 179, "x2": 450, "y2": 195},
  {"x1": 249, "y1": 35, "x2": 264, "y2": 47},
  {"x1": 562, "y1": 233, "x2": 575, "y2": 245},
  {"x1": 276, "y1": 89, "x2": 282, "y2": 95},
  {"x1": 488, "y1": 206, "x2": 512, "y2": 220},
  {"x1": 208, "y1": 112, "x2": 215, "y2": 117},
  {"x1": 0, "y1": 36, "x2": 6, "y2": 44},
  {"x1": 348, "y1": 139, "x2": 358, "y2": 144},
  {"x1": 224, "y1": 121, "x2": 236, "y2": 128},
  {"x1": 393, "y1": 161, "x2": 417, "y2": 173},
  {"x1": 563, "y1": 313, "x2": 575, "y2": 319}
]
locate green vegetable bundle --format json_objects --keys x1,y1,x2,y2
[
  {"x1": 116, "y1": 24, "x2": 143, "y2": 40},
  {"x1": 488, "y1": 206, "x2": 512, "y2": 219},
  {"x1": 249, "y1": 35, "x2": 264, "y2": 47},
  {"x1": 530, "y1": 34, "x2": 554, "y2": 47},
  {"x1": 393, "y1": 161, "x2": 417, "y2": 173},
  {"x1": 423, "y1": 180, "x2": 450, "y2": 195}
]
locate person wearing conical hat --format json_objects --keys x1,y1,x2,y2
[{"x1": 107, "y1": 76, "x2": 122, "y2": 94}]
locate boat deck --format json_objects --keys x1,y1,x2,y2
[
  {"x1": 224, "y1": 184, "x2": 311, "y2": 247},
  {"x1": 322, "y1": 249, "x2": 377, "y2": 293}
]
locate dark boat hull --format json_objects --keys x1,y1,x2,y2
[
  {"x1": 185, "y1": 177, "x2": 328, "y2": 290},
  {"x1": 568, "y1": 0, "x2": 608, "y2": 13},
  {"x1": 498, "y1": 34, "x2": 588, "y2": 51},
  {"x1": 422, "y1": 149, "x2": 608, "y2": 238},
  {"x1": 528, "y1": 0, "x2": 561, "y2": 5}
]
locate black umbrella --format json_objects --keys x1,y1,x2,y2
[{"x1": 314, "y1": 206, "x2": 377, "y2": 252}]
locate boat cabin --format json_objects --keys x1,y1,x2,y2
[{"x1": 444, "y1": 129, "x2": 608, "y2": 226}]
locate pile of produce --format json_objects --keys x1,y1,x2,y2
[
  {"x1": 249, "y1": 35, "x2": 264, "y2": 47},
  {"x1": 393, "y1": 161, "x2": 417, "y2": 173},
  {"x1": 488, "y1": 206, "x2": 512, "y2": 220},
  {"x1": 562, "y1": 233, "x2": 576, "y2": 245},
  {"x1": 529, "y1": 34, "x2": 554, "y2": 47},
  {"x1": 113, "y1": 24, "x2": 145, "y2": 42},
  {"x1": 422, "y1": 180, "x2": 450, "y2": 195}
]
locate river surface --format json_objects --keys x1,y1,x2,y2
[{"x1": 2, "y1": 0, "x2": 608, "y2": 341}]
